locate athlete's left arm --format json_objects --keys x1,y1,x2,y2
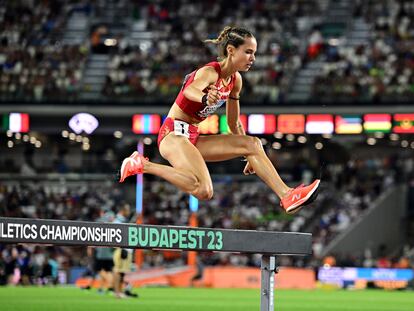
[
  {"x1": 226, "y1": 72, "x2": 245, "y2": 135},
  {"x1": 226, "y1": 72, "x2": 255, "y2": 175}
]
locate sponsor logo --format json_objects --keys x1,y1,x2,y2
[
  {"x1": 292, "y1": 193, "x2": 301, "y2": 202},
  {"x1": 197, "y1": 99, "x2": 226, "y2": 118}
]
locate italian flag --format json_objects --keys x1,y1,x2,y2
[{"x1": 4, "y1": 113, "x2": 30, "y2": 133}]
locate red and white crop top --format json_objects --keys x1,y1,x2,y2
[{"x1": 174, "y1": 61, "x2": 236, "y2": 122}]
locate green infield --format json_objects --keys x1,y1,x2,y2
[{"x1": 0, "y1": 286, "x2": 413, "y2": 311}]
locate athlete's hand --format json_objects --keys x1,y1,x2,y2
[
  {"x1": 243, "y1": 160, "x2": 255, "y2": 175},
  {"x1": 206, "y1": 85, "x2": 221, "y2": 106}
]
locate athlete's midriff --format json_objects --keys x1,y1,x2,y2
[{"x1": 167, "y1": 103, "x2": 201, "y2": 125}]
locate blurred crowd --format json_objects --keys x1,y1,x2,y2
[
  {"x1": 0, "y1": 244, "x2": 62, "y2": 286},
  {"x1": 3, "y1": 1, "x2": 414, "y2": 103},
  {"x1": 0, "y1": 0, "x2": 89, "y2": 101},
  {"x1": 1, "y1": 0, "x2": 321, "y2": 102},
  {"x1": 313, "y1": 0, "x2": 414, "y2": 101},
  {"x1": 312, "y1": 157, "x2": 399, "y2": 257},
  {"x1": 0, "y1": 182, "x2": 125, "y2": 220},
  {"x1": 102, "y1": 0, "x2": 321, "y2": 102}
]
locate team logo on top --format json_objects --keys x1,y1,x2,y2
[{"x1": 197, "y1": 99, "x2": 226, "y2": 118}]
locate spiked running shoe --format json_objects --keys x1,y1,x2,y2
[
  {"x1": 119, "y1": 151, "x2": 147, "y2": 182},
  {"x1": 280, "y1": 179, "x2": 320, "y2": 214}
]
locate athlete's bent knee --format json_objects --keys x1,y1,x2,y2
[{"x1": 245, "y1": 136, "x2": 263, "y2": 155}]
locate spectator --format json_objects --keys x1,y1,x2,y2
[{"x1": 112, "y1": 203, "x2": 137, "y2": 298}]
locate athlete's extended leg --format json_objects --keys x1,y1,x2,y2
[
  {"x1": 120, "y1": 133, "x2": 213, "y2": 200},
  {"x1": 195, "y1": 134, "x2": 320, "y2": 213},
  {"x1": 195, "y1": 134, "x2": 289, "y2": 197}
]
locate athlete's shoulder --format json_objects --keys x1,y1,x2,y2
[
  {"x1": 233, "y1": 71, "x2": 242, "y2": 87},
  {"x1": 194, "y1": 64, "x2": 219, "y2": 82},
  {"x1": 204, "y1": 61, "x2": 221, "y2": 71},
  {"x1": 234, "y1": 71, "x2": 242, "y2": 81}
]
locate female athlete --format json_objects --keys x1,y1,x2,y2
[{"x1": 119, "y1": 26, "x2": 320, "y2": 214}]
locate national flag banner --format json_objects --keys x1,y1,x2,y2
[
  {"x1": 363, "y1": 114, "x2": 392, "y2": 133},
  {"x1": 5, "y1": 113, "x2": 30, "y2": 133},
  {"x1": 393, "y1": 114, "x2": 414, "y2": 133},
  {"x1": 220, "y1": 114, "x2": 248, "y2": 134},
  {"x1": 132, "y1": 114, "x2": 161, "y2": 134},
  {"x1": 305, "y1": 114, "x2": 334, "y2": 134},
  {"x1": 277, "y1": 114, "x2": 305, "y2": 134},
  {"x1": 199, "y1": 115, "x2": 219, "y2": 134},
  {"x1": 335, "y1": 115, "x2": 363, "y2": 134},
  {"x1": 247, "y1": 114, "x2": 276, "y2": 134}
]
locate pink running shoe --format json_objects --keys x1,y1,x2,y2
[
  {"x1": 280, "y1": 179, "x2": 320, "y2": 214},
  {"x1": 119, "y1": 151, "x2": 147, "y2": 183}
]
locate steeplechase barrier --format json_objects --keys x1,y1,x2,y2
[{"x1": 0, "y1": 217, "x2": 312, "y2": 310}]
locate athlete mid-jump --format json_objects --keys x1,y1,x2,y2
[{"x1": 119, "y1": 26, "x2": 320, "y2": 214}]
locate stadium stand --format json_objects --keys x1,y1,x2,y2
[
  {"x1": 0, "y1": 0, "x2": 90, "y2": 101},
  {"x1": 311, "y1": 0, "x2": 414, "y2": 102}
]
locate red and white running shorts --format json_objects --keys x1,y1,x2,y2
[{"x1": 157, "y1": 117, "x2": 199, "y2": 148}]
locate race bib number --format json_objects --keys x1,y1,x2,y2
[{"x1": 174, "y1": 120, "x2": 190, "y2": 138}]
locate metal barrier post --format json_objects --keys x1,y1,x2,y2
[{"x1": 260, "y1": 255, "x2": 278, "y2": 311}]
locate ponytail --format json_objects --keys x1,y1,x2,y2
[
  {"x1": 204, "y1": 26, "x2": 233, "y2": 45},
  {"x1": 205, "y1": 26, "x2": 254, "y2": 59}
]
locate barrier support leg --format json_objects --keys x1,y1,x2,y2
[{"x1": 260, "y1": 255, "x2": 278, "y2": 311}]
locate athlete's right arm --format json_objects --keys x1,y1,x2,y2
[{"x1": 183, "y1": 66, "x2": 220, "y2": 106}]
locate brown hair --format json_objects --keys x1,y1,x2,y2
[{"x1": 205, "y1": 26, "x2": 254, "y2": 59}]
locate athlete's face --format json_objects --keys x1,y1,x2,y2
[{"x1": 229, "y1": 37, "x2": 257, "y2": 72}]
